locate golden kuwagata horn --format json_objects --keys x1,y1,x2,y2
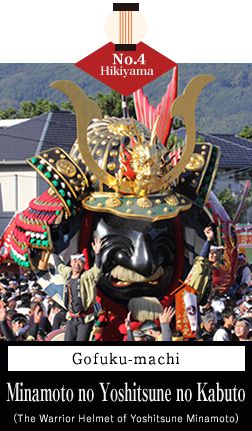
[
  {"x1": 163, "y1": 74, "x2": 215, "y2": 186},
  {"x1": 50, "y1": 80, "x2": 113, "y2": 186},
  {"x1": 51, "y1": 76, "x2": 215, "y2": 193}
]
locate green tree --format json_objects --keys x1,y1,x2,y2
[
  {"x1": 17, "y1": 99, "x2": 60, "y2": 118},
  {"x1": 61, "y1": 91, "x2": 136, "y2": 118},
  {"x1": 238, "y1": 125, "x2": 252, "y2": 141},
  {"x1": 216, "y1": 187, "x2": 252, "y2": 221},
  {"x1": 172, "y1": 117, "x2": 184, "y2": 130},
  {"x1": 238, "y1": 188, "x2": 252, "y2": 223},
  {"x1": 0, "y1": 91, "x2": 136, "y2": 120},
  {"x1": 0, "y1": 107, "x2": 17, "y2": 119},
  {"x1": 95, "y1": 91, "x2": 135, "y2": 117},
  {"x1": 61, "y1": 101, "x2": 74, "y2": 112},
  {"x1": 216, "y1": 188, "x2": 238, "y2": 219}
]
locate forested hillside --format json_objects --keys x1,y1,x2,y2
[{"x1": 0, "y1": 63, "x2": 251, "y2": 133}]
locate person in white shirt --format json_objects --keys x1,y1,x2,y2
[{"x1": 213, "y1": 307, "x2": 236, "y2": 341}]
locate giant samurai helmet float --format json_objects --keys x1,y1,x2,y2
[{"x1": 0, "y1": 71, "x2": 238, "y2": 319}]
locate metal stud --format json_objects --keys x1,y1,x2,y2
[
  {"x1": 107, "y1": 162, "x2": 116, "y2": 171},
  {"x1": 109, "y1": 150, "x2": 118, "y2": 157},
  {"x1": 90, "y1": 175, "x2": 97, "y2": 183}
]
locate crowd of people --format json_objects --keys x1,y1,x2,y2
[
  {"x1": 0, "y1": 229, "x2": 252, "y2": 342},
  {"x1": 0, "y1": 273, "x2": 66, "y2": 341}
]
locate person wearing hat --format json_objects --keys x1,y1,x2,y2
[
  {"x1": 53, "y1": 237, "x2": 102, "y2": 341},
  {"x1": 2, "y1": 288, "x2": 15, "y2": 304},
  {"x1": 8, "y1": 280, "x2": 18, "y2": 290},
  {"x1": 32, "y1": 290, "x2": 48, "y2": 315},
  {"x1": 6, "y1": 294, "x2": 17, "y2": 312},
  {"x1": 140, "y1": 320, "x2": 162, "y2": 341},
  {"x1": 0, "y1": 279, "x2": 9, "y2": 300},
  {"x1": 0, "y1": 300, "x2": 42, "y2": 341}
]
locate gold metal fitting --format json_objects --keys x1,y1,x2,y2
[
  {"x1": 90, "y1": 175, "x2": 97, "y2": 183},
  {"x1": 107, "y1": 162, "x2": 116, "y2": 171},
  {"x1": 186, "y1": 154, "x2": 205, "y2": 171},
  {"x1": 165, "y1": 194, "x2": 179, "y2": 206},
  {"x1": 105, "y1": 196, "x2": 122, "y2": 208},
  {"x1": 137, "y1": 197, "x2": 152, "y2": 208},
  {"x1": 126, "y1": 200, "x2": 133, "y2": 206},
  {"x1": 109, "y1": 150, "x2": 118, "y2": 158}
]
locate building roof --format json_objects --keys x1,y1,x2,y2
[
  {"x1": 197, "y1": 131, "x2": 252, "y2": 168},
  {"x1": 0, "y1": 111, "x2": 76, "y2": 162},
  {"x1": 0, "y1": 114, "x2": 251, "y2": 170},
  {"x1": 0, "y1": 119, "x2": 30, "y2": 128},
  {"x1": 175, "y1": 129, "x2": 252, "y2": 169},
  {"x1": 213, "y1": 134, "x2": 252, "y2": 150}
]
